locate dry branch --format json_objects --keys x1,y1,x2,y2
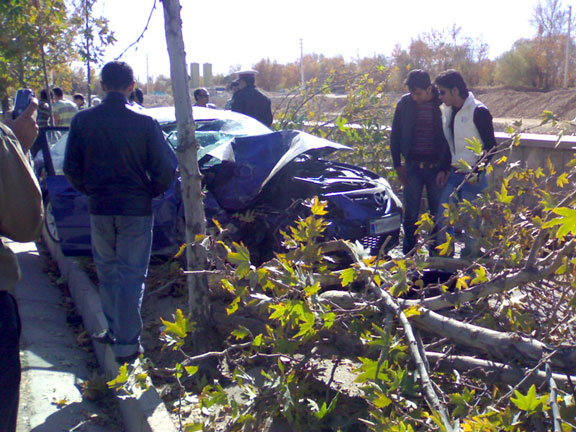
[
  {"x1": 426, "y1": 352, "x2": 576, "y2": 392},
  {"x1": 402, "y1": 239, "x2": 576, "y2": 311}
]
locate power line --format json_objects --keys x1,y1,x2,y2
[{"x1": 114, "y1": 0, "x2": 158, "y2": 61}]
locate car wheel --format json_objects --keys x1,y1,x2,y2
[{"x1": 44, "y1": 200, "x2": 61, "y2": 243}]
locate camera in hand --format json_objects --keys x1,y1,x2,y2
[{"x1": 12, "y1": 89, "x2": 34, "y2": 119}]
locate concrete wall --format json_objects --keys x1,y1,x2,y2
[{"x1": 492, "y1": 131, "x2": 576, "y2": 181}]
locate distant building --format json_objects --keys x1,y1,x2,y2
[
  {"x1": 190, "y1": 63, "x2": 200, "y2": 88},
  {"x1": 189, "y1": 62, "x2": 213, "y2": 88}
]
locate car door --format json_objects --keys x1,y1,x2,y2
[{"x1": 36, "y1": 127, "x2": 181, "y2": 257}]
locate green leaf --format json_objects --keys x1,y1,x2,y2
[
  {"x1": 373, "y1": 393, "x2": 392, "y2": 408},
  {"x1": 226, "y1": 296, "x2": 241, "y2": 315},
  {"x1": 310, "y1": 197, "x2": 328, "y2": 216},
  {"x1": 511, "y1": 384, "x2": 549, "y2": 413},
  {"x1": 161, "y1": 309, "x2": 192, "y2": 339},
  {"x1": 471, "y1": 266, "x2": 488, "y2": 285},
  {"x1": 304, "y1": 282, "x2": 321, "y2": 296},
  {"x1": 107, "y1": 364, "x2": 129, "y2": 390},
  {"x1": 230, "y1": 327, "x2": 251, "y2": 340},
  {"x1": 436, "y1": 233, "x2": 454, "y2": 257},
  {"x1": 465, "y1": 136, "x2": 483, "y2": 156},
  {"x1": 252, "y1": 333, "x2": 263, "y2": 347},
  {"x1": 340, "y1": 268, "x2": 356, "y2": 287},
  {"x1": 184, "y1": 423, "x2": 203, "y2": 432},
  {"x1": 495, "y1": 184, "x2": 514, "y2": 204},
  {"x1": 403, "y1": 305, "x2": 421, "y2": 318},
  {"x1": 228, "y1": 242, "x2": 252, "y2": 278},
  {"x1": 185, "y1": 365, "x2": 199, "y2": 376},
  {"x1": 542, "y1": 207, "x2": 576, "y2": 238}
]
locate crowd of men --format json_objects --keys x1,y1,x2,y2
[{"x1": 0, "y1": 61, "x2": 494, "y2": 431}]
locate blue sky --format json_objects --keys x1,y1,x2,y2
[{"x1": 97, "y1": 0, "x2": 544, "y2": 80}]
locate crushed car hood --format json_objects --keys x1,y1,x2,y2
[{"x1": 204, "y1": 130, "x2": 351, "y2": 210}]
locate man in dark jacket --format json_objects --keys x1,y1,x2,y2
[
  {"x1": 390, "y1": 69, "x2": 451, "y2": 254},
  {"x1": 64, "y1": 61, "x2": 176, "y2": 363},
  {"x1": 231, "y1": 70, "x2": 273, "y2": 127}
]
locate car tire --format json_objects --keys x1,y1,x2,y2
[{"x1": 44, "y1": 200, "x2": 61, "y2": 243}]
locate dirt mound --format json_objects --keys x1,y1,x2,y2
[{"x1": 476, "y1": 88, "x2": 576, "y2": 121}]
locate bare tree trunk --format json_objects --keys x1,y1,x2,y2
[{"x1": 160, "y1": 0, "x2": 211, "y2": 332}]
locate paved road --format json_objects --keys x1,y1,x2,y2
[{"x1": 8, "y1": 240, "x2": 122, "y2": 432}]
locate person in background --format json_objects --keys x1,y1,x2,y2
[
  {"x1": 73, "y1": 93, "x2": 86, "y2": 110},
  {"x1": 0, "y1": 98, "x2": 44, "y2": 432},
  {"x1": 91, "y1": 96, "x2": 102, "y2": 106},
  {"x1": 64, "y1": 61, "x2": 176, "y2": 364},
  {"x1": 36, "y1": 89, "x2": 53, "y2": 127},
  {"x1": 231, "y1": 70, "x2": 273, "y2": 127},
  {"x1": 390, "y1": 69, "x2": 450, "y2": 255},
  {"x1": 193, "y1": 87, "x2": 216, "y2": 108},
  {"x1": 434, "y1": 69, "x2": 496, "y2": 257},
  {"x1": 52, "y1": 87, "x2": 78, "y2": 127},
  {"x1": 129, "y1": 88, "x2": 144, "y2": 106},
  {"x1": 224, "y1": 80, "x2": 240, "y2": 110}
]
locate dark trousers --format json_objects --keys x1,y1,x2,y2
[
  {"x1": 0, "y1": 291, "x2": 21, "y2": 432},
  {"x1": 402, "y1": 162, "x2": 443, "y2": 254}
]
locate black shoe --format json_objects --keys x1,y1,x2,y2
[
  {"x1": 115, "y1": 347, "x2": 144, "y2": 364},
  {"x1": 91, "y1": 330, "x2": 115, "y2": 345}
]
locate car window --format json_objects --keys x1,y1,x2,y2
[
  {"x1": 162, "y1": 117, "x2": 271, "y2": 150},
  {"x1": 46, "y1": 132, "x2": 69, "y2": 175}
]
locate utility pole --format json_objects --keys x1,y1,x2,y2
[
  {"x1": 300, "y1": 38, "x2": 305, "y2": 90},
  {"x1": 146, "y1": 54, "x2": 150, "y2": 94},
  {"x1": 564, "y1": 5, "x2": 571, "y2": 88},
  {"x1": 85, "y1": 0, "x2": 92, "y2": 106}
]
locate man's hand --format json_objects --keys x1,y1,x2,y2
[
  {"x1": 436, "y1": 170, "x2": 450, "y2": 187},
  {"x1": 3, "y1": 98, "x2": 38, "y2": 153},
  {"x1": 396, "y1": 165, "x2": 408, "y2": 186}
]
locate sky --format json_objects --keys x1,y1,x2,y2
[{"x1": 95, "y1": 0, "x2": 547, "y2": 82}]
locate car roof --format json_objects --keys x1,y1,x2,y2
[{"x1": 145, "y1": 106, "x2": 270, "y2": 126}]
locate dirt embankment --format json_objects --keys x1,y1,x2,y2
[
  {"x1": 475, "y1": 87, "x2": 576, "y2": 134},
  {"x1": 147, "y1": 87, "x2": 576, "y2": 134}
]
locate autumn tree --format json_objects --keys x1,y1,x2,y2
[
  {"x1": 497, "y1": 0, "x2": 576, "y2": 89},
  {"x1": 0, "y1": 0, "x2": 114, "y2": 110},
  {"x1": 390, "y1": 26, "x2": 493, "y2": 91}
]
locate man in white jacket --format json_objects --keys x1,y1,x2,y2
[{"x1": 434, "y1": 69, "x2": 496, "y2": 257}]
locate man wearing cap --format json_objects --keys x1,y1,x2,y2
[
  {"x1": 390, "y1": 69, "x2": 451, "y2": 255},
  {"x1": 231, "y1": 70, "x2": 273, "y2": 127}
]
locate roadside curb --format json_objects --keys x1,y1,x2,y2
[{"x1": 42, "y1": 227, "x2": 177, "y2": 432}]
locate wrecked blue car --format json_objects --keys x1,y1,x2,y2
[{"x1": 35, "y1": 106, "x2": 402, "y2": 260}]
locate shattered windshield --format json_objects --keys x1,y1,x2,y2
[{"x1": 162, "y1": 117, "x2": 272, "y2": 158}]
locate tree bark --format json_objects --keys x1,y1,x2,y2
[{"x1": 161, "y1": 0, "x2": 211, "y2": 333}]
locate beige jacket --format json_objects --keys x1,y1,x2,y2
[{"x1": 0, "y1": 123, "x2": 44, "y2": 292}]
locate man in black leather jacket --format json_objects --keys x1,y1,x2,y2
[
  {"x1": 64, "y1": 61, "x2": 176, "y2": 363},
  {"x1": 390, "y1": 69, "x2": 451, "y2": 255},
  {"x1": 231, "y1": 70, "x2": 273, "y2": 127}
]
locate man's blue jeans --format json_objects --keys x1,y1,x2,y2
[
  {"x1": 436, "y1": 171, "x2": 488, "y2": 256},
  {"x1": 90, "y1": 215, "x2": 153, "y2": 358},
  {"x1": 402, "y1": 162, "x2": 444, "y2": 254}
]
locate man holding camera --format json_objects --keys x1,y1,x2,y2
[{"x1": 0, "y1": 96, "x2": 44, "y2": 432}]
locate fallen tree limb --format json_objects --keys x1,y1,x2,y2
[
  {"x1": 371, "y1": 283, "x2": 455, "y2": 431},
  {"x1": 411, "y1": 309, "x2": 576, "y2": 372},
  {"x1": 426, "y1": 352, "x2": 576, "y2": 392},
  {"x1": 318, "y1": 289, "x2": 576, "y2": 373},
  {"x1": 402, "y1": 239, "x2": 576, "y2": 311}
]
